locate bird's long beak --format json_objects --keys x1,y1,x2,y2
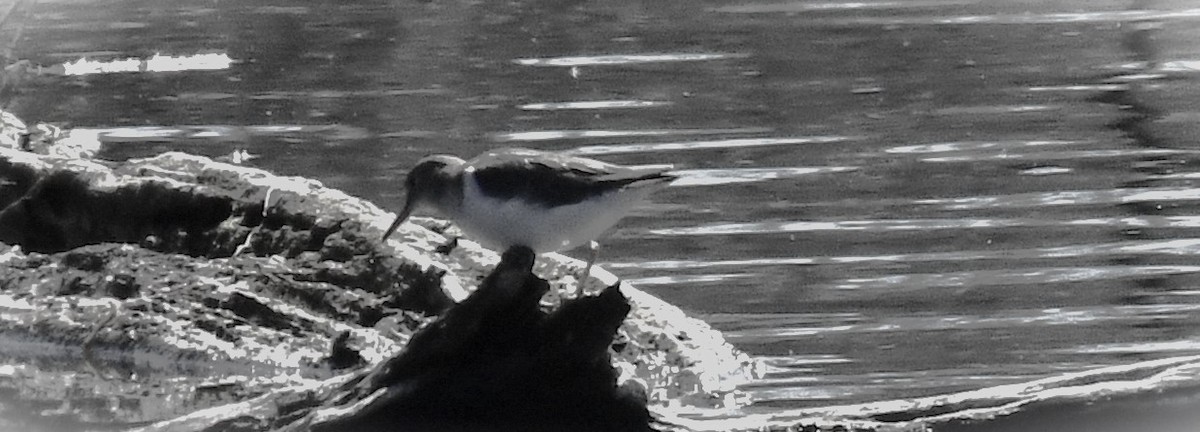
[{"x1": 381, "y1": 197, "x2": 415, "y2": 242}]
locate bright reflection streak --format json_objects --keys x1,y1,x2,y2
[
  {"x1": 921, "y1": 149, "x2": 1199, "y2": 162},
  {"x1": 915, "y1": 187, "x2": 1200, "y2": 210},
  {"x1": 710, "y1": 0, "x2": 975, "y2": 13},
  {"x1": 670, "y1": 166, "x2": 858, "y2": 186},
  {"x1": 1019, "y1": 166, "x2": 1073, "y2": 176},
  {"x1": 1028, "y1": 84, "x2": 1128, "y2": 92},
  {"x1": 646, "y1": 216, "x2": 1200, "y2": 237},
  {"x1": 518, "y1": 100, "x2": 673, "y2": 110},
  {"x1": 724, "y1": 305, "x2": 1200, "y2": 339},
  {"x1": 624, "y1": 273, "x2": 755, "y2": 286},
  {"x1": 493, "y1": 127, "x2": 772, "y2": 142},
  {"x1": 931, "y1": 105, "x2": 1058, "y2": 115},
  {"x1": 886, "y1": 140, "x2": 1081, "y2": 154},
  {"x1": 59, "y1": 53, "x2": 233, "y2": 75},
  {"x1": 567, "y1": 136, "x2": 856, "y2": 155},
  {"x1": 513, "y1": 52, "x2": 747, "y2": 67},
  {"x1": 832, "y1": 266, "x2": 1200, "y2": 290},
  {"x1": 1160, "y1": 60, "x2": 1200, "y2": 72},
  {"x1": 607, "y1": 239, "x2": 1200, "y2": 271},
  {"x1": 812, "y1": 8, "x2": 1200, "y2": 25},
  {"x1": 1065, "y1": 338, "x2": 1200, "y2": 354}
]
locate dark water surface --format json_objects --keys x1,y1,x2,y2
[{"x1": 6, "y1": 0, "x2": 1200, "y2": 411}]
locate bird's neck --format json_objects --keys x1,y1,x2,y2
[{"x1": 431, "y1": 171, "x2": 466, "y2": 218}]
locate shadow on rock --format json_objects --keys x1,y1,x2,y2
[{"x1": 0, "y1": 169, "x2": 232, "y2": 254}]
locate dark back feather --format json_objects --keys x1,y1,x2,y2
[{"x1": 470, "y1": 148, "x2": 675, "y2": 207}]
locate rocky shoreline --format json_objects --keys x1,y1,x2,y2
[{"x1": 0, "y1": 140, "x2": 757, "y2": 431}]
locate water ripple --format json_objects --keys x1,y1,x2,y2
[
  {"x1": 566, "y1": 136, "x2": 856, "y2": 155},
  {"x1": 73, "y1": 125, "x2": 370, "y2": 141},
  {"x1": 1159, "y1": 60, "x2": 1200, "y2": 73},
  {"x1": 1062, "y1": 338, "x2": 1200, "y2": 355},
  {"x1": 711, "y1": 0, "x2": 976, "y2": 13},
  {"x1": 1019, "y1": 166, "x2": 1073, "y2": 176},
  {"x1": 832, "y1": 266, "x2": 1200, "y2": 290},
  {"x1": 517, "y1": 100, "x2": 673, "y2": 110},
  {"x1": 759, "y1": 355, "x2": 855, "y2": 369},
  {"x1": 814, "y1": 8, "x2": 1200, "y2": 25},
  {"x1": 247, "y1": 88, "x2": 446, "y2": 100},
  {"x1": 885, "y1": 140, "x2": 1082, "y2": 154},
  {"x1": 512, "y1": 52, "x2": 748, "y2": 67},
  {"x1": 916, "y1": 187, "x2": 1200, "y2": 209},
  {"x1": 724, "y1": 304, "x2": 1200, "y2": 341},
  {"x1": 670, "y1": 166, "x2": 858, "y2": 187},
  {"x1": 623, "y1": 273, "x2": 756, "y2": 286},
  {"x1": 930, "y1": 105, "x2": 1058, "y2": 115},
  {"x1": 493, "y1": 127, "x2": 772, "y2": 142},
  {"x1": 1028, "y1": 84, "x2": 1130, "y2": 92},
  {"x1": 608, "y1": 239, "x2": 1200, "y2": 270},
  {"x1": 645, "y1": 216, "x2": 1200, "y2": 237},
  {"x1": 920, "y1": 148, "x2": 1200, "y2": 163}
]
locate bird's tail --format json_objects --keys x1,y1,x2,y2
[{"x1": 623, "y1": 164, "x2": 678, "y2": 189}]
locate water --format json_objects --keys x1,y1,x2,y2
[{"x1": 5, "y1": 0, "x2": 1200, "y2": 413}]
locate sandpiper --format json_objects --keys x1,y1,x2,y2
[{"x1": 381, "y1": 147, "x2": 676, "y2": 277}]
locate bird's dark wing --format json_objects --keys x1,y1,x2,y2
[{"x1": 469, "y1": 147, "x2": 675, "y2": 207}]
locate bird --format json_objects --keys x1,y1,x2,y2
[{"x1": 381, "y1": 147, "x2": 676, "y2": 281}]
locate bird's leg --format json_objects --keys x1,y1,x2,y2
[{"x1": 573, "y1": 240, "x2": 600, "y2": 297}]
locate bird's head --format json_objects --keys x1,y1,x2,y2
[{"x1": 381, "y1": 154, "x2": 465, "y2": 242}]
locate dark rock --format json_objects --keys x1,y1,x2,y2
[
  {"x1": 102, "y1": 273, "x2": 139, "y2": 299},
  {"x1": 208, "y1": 416, "x2": 267, "y2": 432},
  {"x1": 56, "y1": 274, "x2": 92, "y2": 296},
  {"x1": 0, "y1": 157, "x2": 39, "y2": 207},
  {"x1": 194, "y1": 319, "x2": 240, "y2": 343},
  {"x1": 61, "y1": 249, "x2": 107, "y2": 271},
  {"x1": 219, "y1": 291, "x2": 300, "y2": 333},
  {"x1": 302, "y1": 246, "x2": 650, "y2": 432},
  {"x1": 326, "y1": 331, "x2": 365, "y2": 370},
  {"x1": 435, "y1": 236, "x2": 458, "y2": 254},
  {"x1": 384, "y1": 260, "x2": 453, "y2": 315},
  {"x1": 0, "y1": 241, "x2": 437, "y2": 426},
  {"x1": 0, "y1": 170, "x2": 233, "y2": 254}
]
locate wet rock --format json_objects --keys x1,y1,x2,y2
[
  {"x1": 61, "y1": 248, "x2": 107, "y2": 271},
  {"x1": 326, "y1": 331, "x2": 366, "y2": 370},
  {"x1": 0, "y1": 145, "x2": 758, "y2": 430},
  {"x1": 102, "y1": 273, "x2": 139, "y2": 299},
  {"x1": 0, "y1": 242, "x2": 434, "y2": 427},
  {"x1": 0, "y1": 170, "x2": 233, "y2": 254},
  {"x1": 0, "y1": 108, "x2": 77, "y2": 157},
  {"x1": 128, "y1": 247, "x2": 650, "y2": 432},
  {"x1": 215, "y1": 290, "x2": 301, "y2": 333}
]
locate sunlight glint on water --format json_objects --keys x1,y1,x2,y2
[
  {"x1": 608, "y1": 238, "x2": 1200, "y2": 270},
  {"x1": 55, "y1": 53, "x2": 233, "y2": 75},
  {"x1": 566, "y1": 136, "x2": 858, "y2": 155}
]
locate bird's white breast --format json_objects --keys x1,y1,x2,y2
[{"x1": 454, "y1": 171, "x2": 651, "y2": 253}]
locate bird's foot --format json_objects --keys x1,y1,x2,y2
[
  {"x1": 435, "y1": 236, "x2": 459, "y2": 255},
  {"x1": 425, "y1": 220, "x2": 455, "y2": 235},
  {"x1": 570, "y1": 240, "x2": 601, "y2": 298}
]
